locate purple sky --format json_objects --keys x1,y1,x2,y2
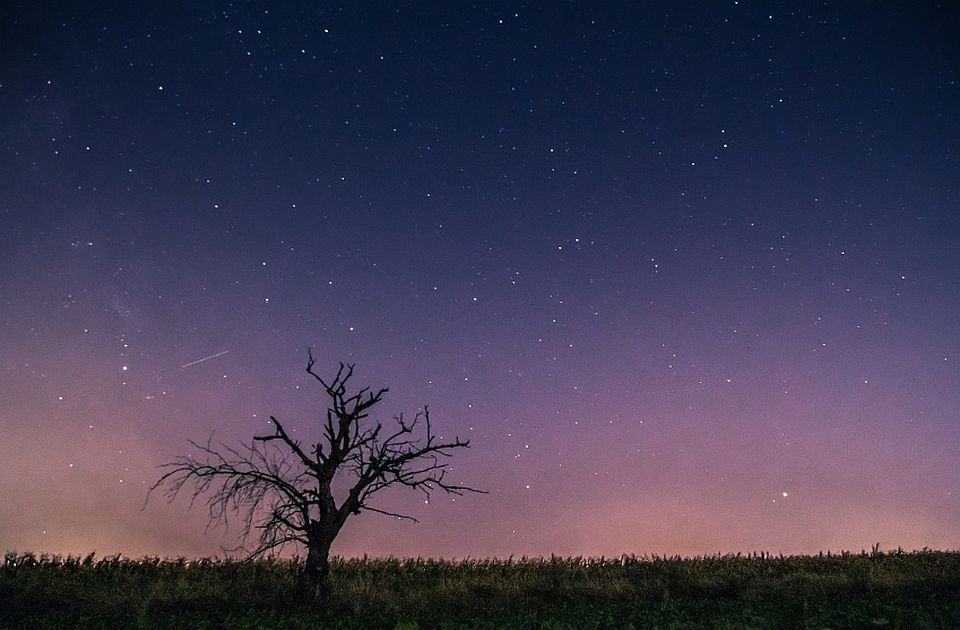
[{"x1": 2, "y1": 1, "x2": 958, "y2": 559}]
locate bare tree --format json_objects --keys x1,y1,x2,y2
[{"x1": 148, "y1": 350, "x2": 483, "y2": 602}]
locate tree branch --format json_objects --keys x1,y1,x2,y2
[{"x1": 255, "y1": 415, "x2": 322, "y2": 471}]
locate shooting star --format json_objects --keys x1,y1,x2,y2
[{"x1": 180, "y1": 350, "x2": 230, "y2": 369}]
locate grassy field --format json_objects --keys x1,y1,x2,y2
[{"x1": 2, "y1": 549, "x2": 958, "y2": 628}]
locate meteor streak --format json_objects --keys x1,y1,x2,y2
[{"x1": 180, "y1": 350, "x2": 230, "y2": 369}]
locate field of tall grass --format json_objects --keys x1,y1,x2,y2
[{"x1": 2, "y1": 548, "x2": 958, "y2": 628}]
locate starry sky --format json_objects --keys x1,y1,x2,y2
[{"x1": 2, "y1": 1, "x2": 959, "y2": 560}]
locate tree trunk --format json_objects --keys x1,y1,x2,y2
[{"x1": 301, "y1": 534, "x2": 332, "y2": 604}]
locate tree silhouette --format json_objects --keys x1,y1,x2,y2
[{"x1": 148, "y1": 350, "x2": 483, "y2": 602}]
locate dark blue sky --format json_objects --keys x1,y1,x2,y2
[{"x1": 2, "y1": 2, "x2": 958, "y2": 558}]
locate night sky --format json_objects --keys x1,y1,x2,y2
[{"x1": 2, "y1": 2, "x2": 959, "y2": 560}]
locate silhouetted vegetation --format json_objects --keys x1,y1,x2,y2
[
  {"x1": 148, "y1": 352, "x2": 481, "y2": 602},
  {"x1": 3, "y1": 548, "x2": 959, "y2": 628}
]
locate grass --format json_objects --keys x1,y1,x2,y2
[{"x1": 2, "y1": 548, "x2": 959, "y2": 628}]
